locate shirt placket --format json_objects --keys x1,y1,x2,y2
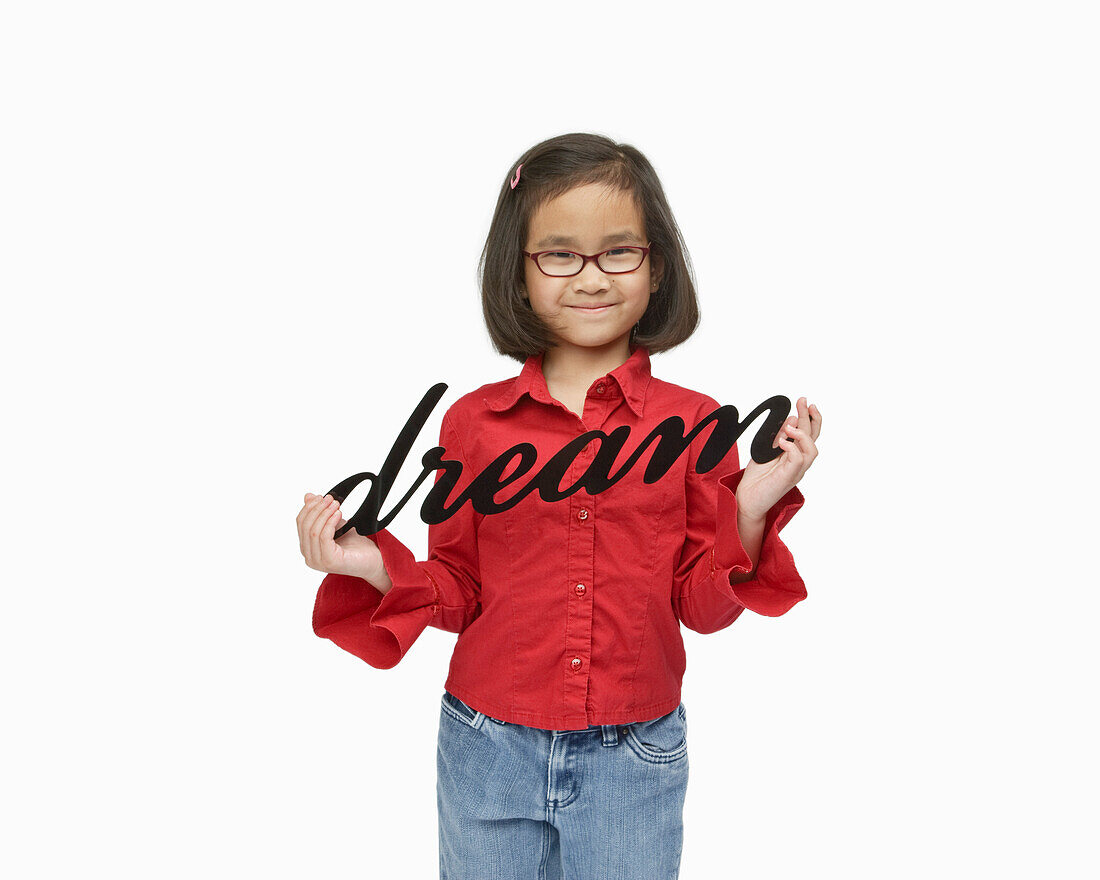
[{"x1": 563, "y1": 379, "x2": 615, "y2": 722}]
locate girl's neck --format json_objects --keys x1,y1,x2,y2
[{"x1": 541, "y1": 340, "x2": 636, "y2": 389}]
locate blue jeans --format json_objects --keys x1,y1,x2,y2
[{"x1": 437, "y1": 689, "x2": 689, "y2": 879}]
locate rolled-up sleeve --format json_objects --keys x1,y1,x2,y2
[
  {"x1": 671, "y1": 398, "x2": 807, "y2": 634},
  {"x1": 311, "y1": 410, "x2": 483, "y2": 668}
]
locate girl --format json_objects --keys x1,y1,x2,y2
[{"x1": 297, "y1": 132, "x2": 821, "y2": 879}]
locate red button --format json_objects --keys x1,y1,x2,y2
[
  {"x1": 570, "y1": 657, "x2": 582, "y2": 671},
  {"x1": 577, "y1": 508, "x2": 589, "y2": 521},
  {"x1": 595, "y1": 382, "x2": 606, "y2": 394},
  {"x1": 574, "y1": 583, "x2": 586, "y2": 596}
]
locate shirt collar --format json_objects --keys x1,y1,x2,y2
[{"x1": 487, "y1": 345, "x2": 651, "y2": 418}]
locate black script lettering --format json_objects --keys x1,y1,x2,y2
[
  {"x1": 529, "y1": 432, "x2": 615, "y2": 503},
  {"x1": 578, "y1": 427, "x2": 633, "y2": 495},
  {"x1": 327, "y1": 382, "x2": 448, "y2": 539},
  {"x1": 417, "y1": 445, "x2": 464, "y2": 524},
  {"x1": 692, "y1": 396, "x2": 791, "y2": 472},
  {"x1": 464, "y1": 445, "x2": 540, "y2": 515},
  {"x1": 420, "y1": 443, "x2": 539, "y2": 522},
  {"x1": 324, "y1": 383, "x2": 791, "y2": 536},
  {"x1": 488, "y1": 399, "x2": 789, "y2": 512}
]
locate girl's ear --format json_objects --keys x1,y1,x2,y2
[{"x1": 650, "y1": 250, "x2": 665, "y2": 290}]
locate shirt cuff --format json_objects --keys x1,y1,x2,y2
[
  {"x1": 711, "y1": 469, "x2": 807, "y2": 617},
  {"x1": 311, "y1": 527, "x2": 441, "y2": 669}
]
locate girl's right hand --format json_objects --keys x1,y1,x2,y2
[{"x1": 296, "y1": 492, "x2": 382, "y2": 581}]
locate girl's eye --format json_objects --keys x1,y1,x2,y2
[{"x1": 606, "y1": 248, "x2": 630, "y2": 256}]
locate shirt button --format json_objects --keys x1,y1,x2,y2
[
  {"x1": 595, "y1": 382, "x2": 606, "y2": 394},
  {"x1": 570, "y1": 657, "x2": 582, "y2": 671},
  {"x1": 577, "y1": 508, "x2": 589, "y2": 521},
  {"x1": 574, "y1": 583, "x2": 586, "y2": 596}
]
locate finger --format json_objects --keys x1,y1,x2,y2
[
  {"x1": 777, "y1": 431, "x2": 805, "y2": 472},
  {"x1": 786, "y1": 425, "x2": 818, "y2": 484},
  {"x1": 309, "y1": 496, "x2": 340, "y2": 566},
  {"x1": 299, "y1": 494, "x2": 329, "y2": 539},
  {"x1": 785, "y1": 424, "x2": 817, "y2": 460},
  {"x1": 301, "y1": 494, "x2": 335, "y2": 564},
  {"x1": 775, "y1": 417, "x2": 797, "y2": 448},
  {"x1": 796, "y1": 397, "x2": 811, "y2": 435},
  {"x1": 308, "y1": 500, "x2": 337, "y2": 569},
  {"x1": 297, "y1": 492, "x2": 324, "y2": 530},
  {"x1": 297, "y1": 495, "x2": 324, "y2": 557},
  {"x1": 296, "y1": 492, "x2": 315, "y2": 529},
  {"x1": 775, "y1": 424, "x2": 805, "y2": 468},
  {"x1": 319, "y1": 501, "x2": 343, "y2": 565},
  {"x1": 808, "y1": 403, "x2": 822, "y2": 442}
]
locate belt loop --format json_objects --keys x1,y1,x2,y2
[{"x1": 601, "y1": 724, "x2": 620, "y2": 747}]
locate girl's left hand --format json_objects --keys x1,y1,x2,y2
[{"x1": 735, "y1": 397, "x2": 821, "y2": 521}]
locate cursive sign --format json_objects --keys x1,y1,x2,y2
[{"x1": 327, "y1": 384, "x2": 790, "y2": 539}]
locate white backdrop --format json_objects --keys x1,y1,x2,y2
[{"x1": 3, "y1": 2, "x2": 1096, "y2": 877}]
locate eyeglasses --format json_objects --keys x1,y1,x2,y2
[{"x1": 523, "y1": 243, "x2": 652, "y2": 277}]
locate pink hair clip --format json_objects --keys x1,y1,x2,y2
[{"x1": 510, "y1": 163, "x2": 523, "y2": 190}]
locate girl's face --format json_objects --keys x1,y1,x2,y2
[{"x1": 523, "y1": 183, "x2": 662, "y2": 361}]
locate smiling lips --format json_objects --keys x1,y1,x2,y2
[{"x1": 568, "y1": 304, "x2": 616, "y2": 313}]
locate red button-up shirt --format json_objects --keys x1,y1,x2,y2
[{"x1": 312, "y1": 345, "x2": 806, "y2": 730}]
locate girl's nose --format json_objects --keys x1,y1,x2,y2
[{"x1": 572, "y1": 258, "x2": 611, "y2": 293}]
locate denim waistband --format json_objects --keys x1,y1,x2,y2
[
  {"x1": 488, "y1": 711, "x2": 621, "y2": 746},
  {"x1": 445, "y1": 690, "x2": 623, "y2": 746}
]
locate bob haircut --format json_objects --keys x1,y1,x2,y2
[{"x1": 479, "y1": 132, "x2": 701, "y2": 363}]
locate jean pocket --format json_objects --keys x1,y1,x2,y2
[
  {"x1": 440, "y1": 690, "x2": 481, "y2": 727},
  {"x1": 622, "y1": 703, "x2": 688, "y2": 764}
]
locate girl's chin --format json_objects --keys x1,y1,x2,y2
[{"x1": 548, "y1": 331, "x2": 634, "y2": 351}]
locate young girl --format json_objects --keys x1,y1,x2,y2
[{"x1": 297, "y1": 132, "x2": 821, "y2": 879}]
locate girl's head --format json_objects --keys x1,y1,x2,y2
[{"x1": 479, "y1": 133, "x2": 700, "y2": 363}]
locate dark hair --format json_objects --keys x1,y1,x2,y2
[{"x1": 478, "y1": 132, "x2": 700, "y2": 362}]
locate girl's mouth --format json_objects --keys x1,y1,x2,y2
[{"x1": 569, "y1": 304, "x2": 616, "y2": 314}]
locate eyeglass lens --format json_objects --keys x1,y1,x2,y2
[{"x1": 537, "y1": 248, "x2": 646, "y2": 276}]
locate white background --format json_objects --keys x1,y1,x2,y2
[{"x1": 3, "y1": 1, "x2": 1096, "y2": 877}]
